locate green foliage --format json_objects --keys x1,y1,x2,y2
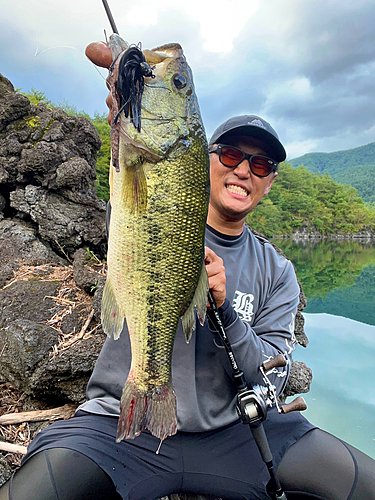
[
  {"x1": 332, "y1": 165, "x2": 375, "y2": 203},
  {"x1": 84, "y1": 247, "x2": 103, "y2": 265},
  {"x1": 247, "y1": 163, "x2": 375, "y2": 236},
  {"x1": 91, "y1": 115, "x2": 111, "y2": 202},
  {"x1": 20, "y1": 88, "x2": 53, "y2": 107},
  {"x1": 54, "y1": 98, "x2": 92, "y2": 119},
  {"x1": 289, "y1": 143, "x2": 375, "y2": 210}
]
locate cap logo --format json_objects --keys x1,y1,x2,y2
[{"x1": 248, "y1": 119, "x2": 266, "y2": 129}]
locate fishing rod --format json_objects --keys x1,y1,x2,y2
[
  {"x1": 207, "y1": 290, "x2": 307, "y2": 500},
  {"x1": 102, "y1": 0, "x2": 119, "y2": 34}
]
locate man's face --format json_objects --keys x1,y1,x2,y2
[{"x1": 208, "y1": 137, "x2": 277, "y2": 223}]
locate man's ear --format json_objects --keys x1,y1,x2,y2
[{"x1": 264, "y1": 172, "x2": 277, "y2": 196}]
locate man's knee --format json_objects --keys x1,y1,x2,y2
[
  {"x1": 2, "y1": 448, "x2": 119, "y2": 500},
  {"x1": 278, "y1": 429, "x2": 356, "y2": 499}
]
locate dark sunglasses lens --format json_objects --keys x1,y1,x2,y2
[
  {"x1": 251, "y1": 156, "x2": 274, "y2": 176},
  {"x1": 220, "y1": 146, "x2": 243, "y2": 167}
]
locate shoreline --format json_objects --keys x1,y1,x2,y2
[{"x1": 271, "y1": 231, "x2": 375, "y2": 242}]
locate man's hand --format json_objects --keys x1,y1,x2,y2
[
  {"x1": 85, "y1": 41, "x2": 114, "y2": 125},
  {"x1": 205, "y1": 247, "x2": 226, "y2": 309}
]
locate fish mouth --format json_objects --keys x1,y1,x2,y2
[
  {"x1": 226, "y1": 184, "x2": 249, "y2": 197},
  {"x1": 141, "y1": 115, "x2": 171, "y2": 124}
]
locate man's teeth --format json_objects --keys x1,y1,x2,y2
[{"x1": 226, "y1": 185, "x2": 248, "y2": 196}]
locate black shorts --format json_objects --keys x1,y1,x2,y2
[{"x1": 24, "y1": 408, "x2": 315, "y2": 500}]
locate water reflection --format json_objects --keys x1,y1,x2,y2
[
  {"x1": 306, "y1": 265, "x2": 375, "y2": 325},
  {"x1": 275, "y1": 239, "x2": 375, "y2": 325},
  {"x1": 294, "y1": 313, "x2": 375, "y2": 459},
  {"x1": 274, "y1": 239, "x2": 375, "y2": 458}
]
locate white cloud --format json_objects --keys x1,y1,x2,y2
[
  {"x1": 265, "y1": 77, "x2": 313, "y2": 104},
  {"x1": 286, "y1": 140, "x2": 318, "y2": 160},
  {"x1": 195, "y1": 0, "x2": 260, "y2": 53},
  {"x1": 124, "y1": 6, "x2": 158, "y2": 27},
  {"x1": 116, "y1": 0, "x2": 260, "y2": 54}
]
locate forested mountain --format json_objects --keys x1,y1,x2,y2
[
  {"x1": 289, "y1": 142, "x2": 375, "y2": 176},
  {"x1": 247, "y1": 163, "x2": 375, "y2": 236},
  {"x1": 332, "y1": 165, "x2": 375, "y2": 204}
]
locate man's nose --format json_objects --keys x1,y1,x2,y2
[{"x1": 233, "y1": 158, "x2": 251, "y2": 177}]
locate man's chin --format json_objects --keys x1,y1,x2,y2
[{"x1": 222, "y1": 207, "x2": 250, "y2": 223}]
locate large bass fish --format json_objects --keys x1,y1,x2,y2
[{"x1": 102, "y1": 35, "x2": 210, "y2": 443}]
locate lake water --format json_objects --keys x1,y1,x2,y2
[{"x1": 274, "y1": 239, "x2": 375, "y2": 460}]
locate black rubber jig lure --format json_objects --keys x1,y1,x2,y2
[{"x1": 116, "y1": 44, "x2": 155, "y2": 131}]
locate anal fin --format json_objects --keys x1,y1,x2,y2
[
  {"x1": 101, "y1": 278, "x2": 124, "y2": 340},
  {"x1": 181, "y1": 264, "x2": 209, "y2": 343}
]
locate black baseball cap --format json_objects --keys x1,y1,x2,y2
[{"x1": 209, "y1": 115, "x2": 286, "y2": 162}]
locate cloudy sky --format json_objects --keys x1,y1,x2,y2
[{"x1": 1, "y1": 0, "x2": 375, "y2": 158}]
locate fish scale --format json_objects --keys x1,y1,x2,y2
[{"x1": 102, "y1": 39, "x2": 210, "y2": 443}]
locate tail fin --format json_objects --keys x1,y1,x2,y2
[{"x1": 116, "y1": 376, "x2": 177, "y2": 442}]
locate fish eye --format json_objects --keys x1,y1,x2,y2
[{"x1": 173, "y1": 74, "x2": 187, "y2": 89}]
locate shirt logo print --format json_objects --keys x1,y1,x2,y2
[{"x1": 233, "y1": 291, "x2": 254, "y2": 321}]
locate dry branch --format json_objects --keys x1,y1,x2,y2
[
  {"x1": 0, "y1": 343, "x2": 6, "y2": 358},
  {"x1": 44, "y1": 296, "x2": 76, "y2": 306},
  {"x1": 3, "y1": 270, "x2": 34, "y2": 289},
  {"x1": 0, "y1": 404, "x2": 77, "y2": 425},
  {"x1": 0, "y1": 441, "x2": 27, "y2": 455}
]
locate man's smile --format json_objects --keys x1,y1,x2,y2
[{"x1": 225, "y1": 184, "x2": 249, "y2": 197}]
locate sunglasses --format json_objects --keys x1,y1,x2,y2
[{"x1": 209, "y1": 144, "x2": 278, "y2": 177}]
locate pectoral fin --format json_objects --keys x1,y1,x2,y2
[
  {"x1": 122, "y1": 161, "x2": 147, "y2": 215},
  {"x1": 118, "y1": 128, "x2": 148, "y2": 215}
]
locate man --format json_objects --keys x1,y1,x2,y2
[{"x1": 1, "y1": 43, "x2": 374, "y2": 500}]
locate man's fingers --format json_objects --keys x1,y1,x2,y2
[
  {"x1": 204, "y1": 247, "x2": 224, "y2": 275},
  {"x1": 106, "y1": 93, "x2": 113, "y2": 125},
  {"x1": 85, "y1": 41, "x2": 113, "y2": 69},
  {"x1": 204, "y1": 247, "x2": 226, "y2": 308}
]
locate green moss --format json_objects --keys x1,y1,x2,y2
[{"x1": 25, "y1": 116, "x2": 41, "y2": 128}]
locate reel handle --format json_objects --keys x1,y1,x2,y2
[
  {"x1": 281, "y1": 396, "x2": 307, "y2": 414},
  {"x1": 262, "y1": 354, "x2": 286, "y2": 371}
]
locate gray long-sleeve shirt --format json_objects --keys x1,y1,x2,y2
[{"x1": 78, "y1": 225, "x2": 300, "y2": 432}]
